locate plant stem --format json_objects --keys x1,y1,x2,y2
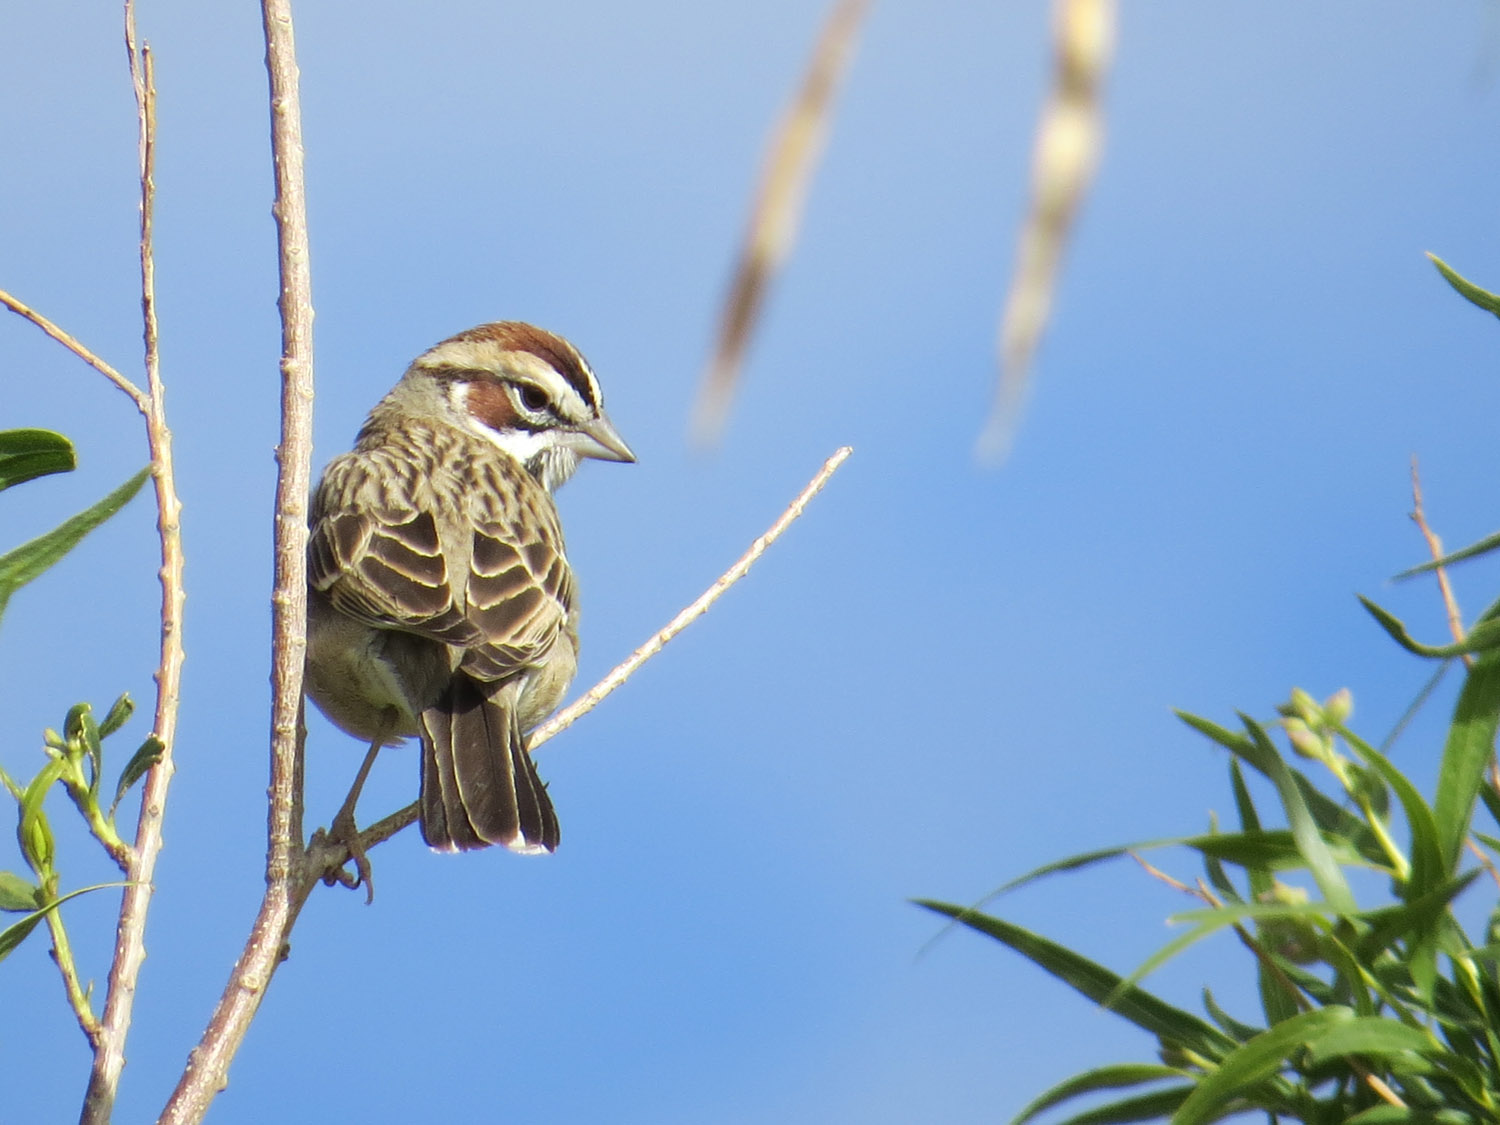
[
  {"x1": 156, "y1": 0, "x2": 314, "y2": 1119},
  {"x1": 81, "y1": 13, "x2": 188, "y2": 1123},
  {"x1": 45, "y1": 905, "x2": 101, "y2": 1049}
]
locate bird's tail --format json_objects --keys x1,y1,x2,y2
[{"x1": 418, "y1": 673, "x2": 559, "y2": 853}]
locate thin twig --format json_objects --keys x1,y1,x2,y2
[
  {"x1": 81, "y1": 14, "x2": 188, "y2": 1124},
  {"x1": 157, "y1": 2, "x2": 315, "y2": 1122},
  {"x1": 690, "y1": 0, "x2": 869, "y2": 446},
  {"x1": 532, "y1": 445, "x2": 854, "y2": 747},
  {"x1": 977, "y1": 0, "x2": 1114, "y2": 461},
  {"x1": 45, "y1": 907, "x2": 101, "y2": 1049},
  {"x1": 0, "y1": 289, "x2": 147, "y2": 413},
  {"x1": 1129, "y1": 851, "x2": 1199, "y2": 898},
  {"x1": 1410, "y1": 456, "x2": 1471, "y2": 670},
  {"x1": 1466, "y1": 838, "x2": 1500, "y2": 892},
  {"x1": 323, "y1": 446, "x2": 857, "y2": 867}
]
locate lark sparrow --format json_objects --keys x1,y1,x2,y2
[{"x1": 305, "y1": 322, "x2": 634, "y2": 854}]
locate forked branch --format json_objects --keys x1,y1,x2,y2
[{"x1": 156, "y1": 1, "x2": 315, "y2": 1121}]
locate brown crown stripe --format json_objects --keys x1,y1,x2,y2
[{"x1": 447, "y1": 321, "x2": 600, "y2": 410}]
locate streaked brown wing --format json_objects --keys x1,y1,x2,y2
[
  {"x1": 459, "y1": 475, "x2": 575, "y2": 683},
  {"x1": 309, "y1": 451, "x2": 479, "y2": 646}
]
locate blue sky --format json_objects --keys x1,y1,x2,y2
[{"x1": 5, "y1": 2, "x2": 1500, "y2": 1121}]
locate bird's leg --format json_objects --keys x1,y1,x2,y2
[{"x1": 324, "y1": 712, "x2": 391, "y2": 903}]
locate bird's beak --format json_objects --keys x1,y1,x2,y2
[{"x1": 568, "y1": 412, "x2": 636, "y2": 463}]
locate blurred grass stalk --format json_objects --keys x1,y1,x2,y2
[
  {"x1": 690, "y1": 0, "x2": 870, "y2": 448},
  {"x1": 978, "y1": 0, "x2": 1114, "y2": 463}
]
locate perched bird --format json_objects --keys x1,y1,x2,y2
[{"x1": 305, "y1": 322, "x2": 634, "y2": 855}]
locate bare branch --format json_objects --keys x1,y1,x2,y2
[
  {"x1": 0, "y1": 289, "x2": 147, "y2": 413},
  {"x1": 157, "y1": 0, "x2": 315, "y2": 1120},
  {"x1": 690, "y1": 0, "x2": 869, "y2": 446},
  {"x1": 318, "y1": 446, "x2": 857, "y2": 869},
  {"x1": 533, "y1": 445, "x2": 854, "y2": 747},
  {"x1": 977, "y1": 0, "x2": 1115, "y2": 462},
  {"x1": 1409, "y1": 456, "x2": 1472, "y2": 670},
  {"x1": 81, "y1": 13, "x2": 189, "y2": 1122}
]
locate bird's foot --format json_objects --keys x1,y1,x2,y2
[{"x1": 320, "y1": 807, "x2": 375, "y2": 903}]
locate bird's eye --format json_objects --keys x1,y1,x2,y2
[{"x1": 517, "y1": 384, "x2": 550, "y2": 413}]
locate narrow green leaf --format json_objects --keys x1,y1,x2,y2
[
  {"x1": 0, "y1": 871, "x2": 39, "y2": 912},
  {"x1": 1478, "y1": 786, "x2": 1500, "y2": 835},
  {"x1": 0, "y1": 911, "x2": 46, "y2": 961},
  {"x1": 98, "y1": 693, "x2": 134, "y2": 738},
  {"x1": 0, "y1": 466, "x2": 151, "y2": 620},
  {"x1": 0, "y1": 429, "x2": 76, "y2": 491},
  {"x1": 915, "y1": 901, "x2": 1238, "y2": 1060},
  {"x1": 1358, "y1": 596, "x2": 1500, "y2": 659},
  {"x1": 1051, "y1": 1085, "x2": 1195, "y2": 1125},
  {"x1": 1347, "y1": 1106, "x2": 1476, "y2": 1124},
  {"x1": 1339, "y1": 726, "x2": 1442, "y2": 897},
  {"x1": 18, "y1": 759, "x2": 65, "y2": 874},
  {"x1": 1433, "y1": 652, "x2": 1500, "y2": 875},
  {"x1": 1303, "y1": 1016, "x2": 1438, "y2": 1065},
  {"x1": 1355, "y1": 872, "x2": 1480, "y2": 965},
  {"x1": 0, "y1": 882, "x2": 129, "y2": 963},
  {"x1": 1011, "y1": 1063, "x2": 1186, "y2": 1125},
  {"x1": 1201, "y1": 990, "x2": 1261, "y2": 1043},
  {"x1": 1397, "y1": 529, "x2": 1500, "y2": 579},
  {"x1": 1229, "y1": 760, "x2": 1262, "y2": 833},
  {"x1": 1170, "y1": 1006, "x2": 1355, "y2": 1125},
  {"x1": 1104, "y1": 922, "x2": 1235, "y2": 1009},
  {"x1": 1185, "y1": 829, "x2": 1374, "y2": 873},
  {"x1": 1175, "y1": 711, "x2": 1254, "y2": 757},
  {"x1": 110, "y1": 734, "x2": 165, "y2": 816},
  {"x1": 1240, "y1": 716, "x2": 1356, "y2": 914},
  {"x1": 1258, "y1": 955, "x2": 1301, "y2": 1028},
  {"x1": 1429, "y1": 252, "x2": 1500, "y2": 319},
  {"x1": 66, "y1": 702, "x2": 103, "y2": 794},
  {"x1": 1199, "y1": 851, "x2": 1241, "y2": 904}
]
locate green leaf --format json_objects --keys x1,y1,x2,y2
[
  {"x1": 0, "y1": 466, "x2": 151, "y2": 620},
  {"x1": 1184, "y1": 829, "x2": 1374, "y2": 873},
  {"x1": 0, "y1": 429, "x2": 75, "y2": 491},
  {"x1": 1053, "y1": 1086, "x2": 1195, "y2": 1125},
  {"x1": 1355, "y1": 872, "x2": 1480, "y2": 965},
  {"x1": 1169, "y1": 1006, "x2": 1355, "y2": 1125},
  {"x1": 98, "y1": 693, "x2": 134, "y2": 738},
  {"x1": 0, "y1": 882, "x2": 129, "y2": 963},
  {"x1": 1011, "y1": 1063, "x2": 1187, "y2": 1125},
  {"x1": 1240, "y1": 716, "x2": 1357, "y2": 914},
  {"x1": 1347, "y1": 1108, "x2": 1476, "y2": 1124},
  {"x1": 0, "y1": 911, "x2": 47, "y2": 961},
  {"x1": 1180, "y1": 712, "x2": 1359, "y2": 912},
  {"x1": 1258, "y1": 955, "x2": 1301, "y2": 1028},
  {"x1": 1175, "y1": 711, "x2": 1254, "y2": 757},
  {"x1": 0, "y1": 871, "x2": 39, "y2": 912},
  {"x1": 1396, "y1": 529, "x2": 1500, "y2": 579},
  {"x1": 915, "y1": 901, "x2": 1238, "y2": 1061},
  {"x1": 66, "y1": 702, "x2": 103, "y2": 794},
  {"x1": 1201, "y1": 989, "x2": 1262, "y2": 1043},
  {"x1": 18, "y1": 758, "x2": 65, "y2": 875},
  {"x1": 1302, "y1": 1015, "x2": 1438, "y2": 1065},
  {"x1": 946, "y1": 838, "x2": 1183, "y2": 906},
  {"x1": 1358, "y1": 596, "x2": 1500, "y2": 659},
  {"x1": 1228, "y1": 761, "x2": 1262, "y2": 832},
  {"x1": 1429, "y1": 252, "x2": 1500, "y2": 320},
  {"x1": 1338, "y1": 726, "x2": 1442, "y2": 896},
  {"x1": 1433, "y1": 652, "x2": 1500, "y2": 875},
  {"x1": 110, "y1": 734, "x2": 164, "y2": 816}
]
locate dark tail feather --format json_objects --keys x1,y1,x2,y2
[{"x1": 418, "y1": 674, "x2": 559, "y2": 854}]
